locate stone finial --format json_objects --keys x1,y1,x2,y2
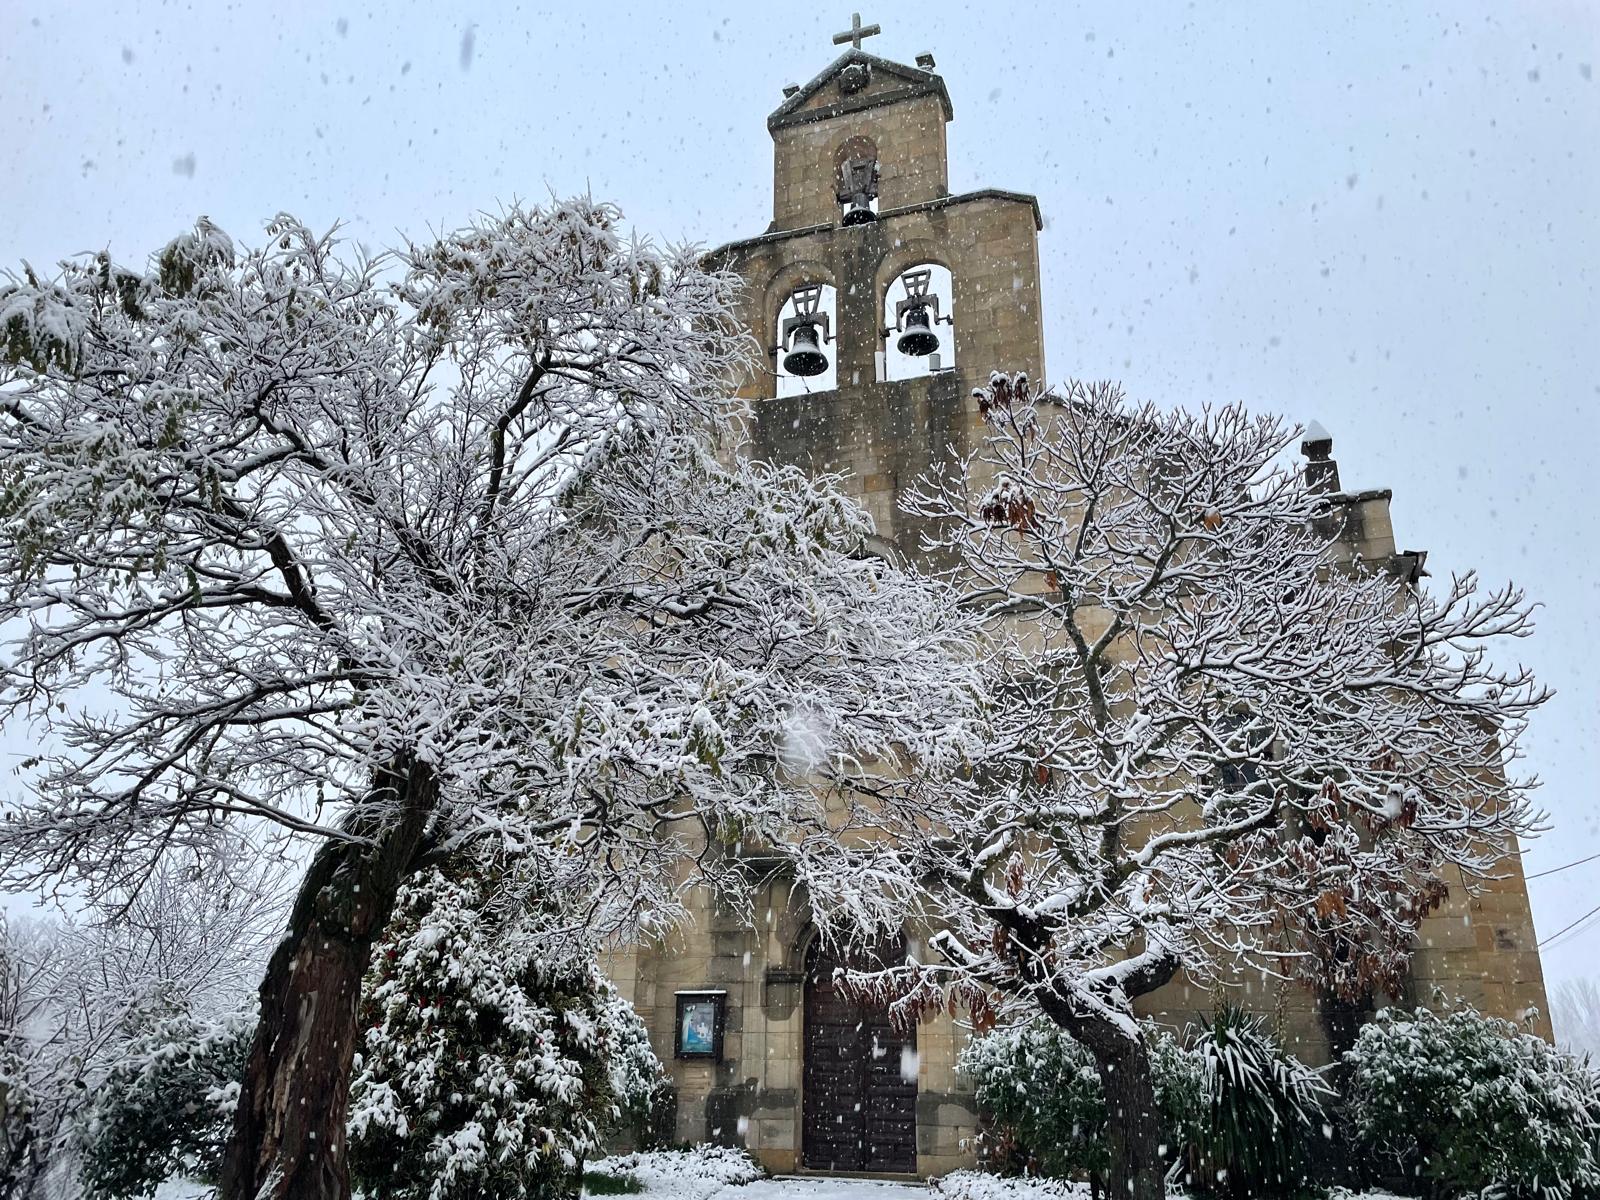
[
  {"x1": 916, "y1": 52, "x2": 936, "y2": 69},
  {"x1": 1301, "y1": 419, "x2": 1340, "y2": 492},
  {"x1": 1301, "y1": 419, "x2": 1333, "y2": 460},
  {"x1": 782, "y1": 83, "x2": 800, "y2": 98}
]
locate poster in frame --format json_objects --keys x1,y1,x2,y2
[{"x1": 674, "y1": 990, "x2": 726, "y2": 1061}]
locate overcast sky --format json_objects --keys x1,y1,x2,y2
[{"x1": 3, "y1": 1, "x2": 1597, "y2": 984}]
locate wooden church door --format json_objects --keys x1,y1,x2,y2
[{"x1": 802, "y1": 940, "x2": 917, "y2": 1173}]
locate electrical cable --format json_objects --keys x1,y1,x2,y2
[
  {"x1": 1526, "y1": 850, "x2": 1600, "y2": 881},
  {"x1": 1538, "y1": 899, "x2": 1600, "y2": 950}
]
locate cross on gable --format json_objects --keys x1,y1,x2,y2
[{"x1": 832, "y1": 12, "x2": 881, "y2": 51}]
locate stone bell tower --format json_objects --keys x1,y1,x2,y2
[{"x1": 708, "y1": 15, "x2": 1046, "y2": 558}]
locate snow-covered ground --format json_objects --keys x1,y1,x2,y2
[
  {"x1": 154, "y1": 1154, "x2": 1413, "y2": 1200},
  {"x1": 929, "y1": 1171, "x2": 1088, "y2": 1200},
  {"x1": 585, "y1": 1154, "x2": 1413, "y2": 1200}
]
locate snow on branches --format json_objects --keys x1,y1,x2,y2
[
  {"x1": 832, "y1": 375, "x2": 1545, "y2": 1045},
  {"x1": 0, "y1": 199, "x2": 985, "y2": 1199},
  {"x1": 0, "y1": 197, "x2": 979, "y2": 923}
]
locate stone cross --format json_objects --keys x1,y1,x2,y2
[{"x1": 832, "y1": 12, "x2": 881, "y2": 51}]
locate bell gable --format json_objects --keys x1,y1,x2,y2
[{"x1": 768, "y1": 49, "x2": 954, "y2": 132}]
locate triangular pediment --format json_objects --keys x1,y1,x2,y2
[{"x1": 768, "y1": 50, "x2": 953, "y2": 131}]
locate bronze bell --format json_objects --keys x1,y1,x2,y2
[
  {"x1": 782, "y1": 322, "x2": 829, "y2": 377},
  {"x1": 896, "y1": 305, "x2": 940, "y2": 357},
  {"x1": 842, "y1": 197, "x2": 876, "y2": 226}
]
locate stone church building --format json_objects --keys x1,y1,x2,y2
[{"x1": 605, "y1": 20, "x2": 1550, "y2": 1179}]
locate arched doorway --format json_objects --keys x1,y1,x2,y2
[{"x1": 802, "y1": 938, "x2": 917, "y2": 1173}]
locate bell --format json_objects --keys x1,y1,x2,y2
[
  {"x1": 782, "y1": 322, "x2": 829, "y2": 376},
  {"x1": 897, "y1": 306, "x2": 940, "y2": 356},
  {"x1": 842, "y1": 197, "x2": 876, "y2": 226}
]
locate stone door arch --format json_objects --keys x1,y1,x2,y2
[{"x1": 801, "y1": 938, "x2": 917, "y2": 1173}]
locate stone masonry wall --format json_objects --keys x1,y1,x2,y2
[
  {"x1": 606, "y1": 876, "x2": 978, "y2": 1177},
  {"x1": 771, "y1": 92, "x2": 950, "y2": 230},
  {"x1": 714, "y1": 192, "x2": 1046, "y2": 561}
]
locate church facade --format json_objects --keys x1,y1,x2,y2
[{"x1": 605, "y1": 24, "x2": 1550, "y2": 1178}]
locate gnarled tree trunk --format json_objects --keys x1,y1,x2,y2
[
  {"x1": 220, "y1": 755, "x2": 438, "y2": 1200},
  {"x1": 1029, "y1": 945, "x2": 1178, "y2": 1200},
  {"x1": 1072, "y1": 1016, "x2": 1169, "y2": 1200}
]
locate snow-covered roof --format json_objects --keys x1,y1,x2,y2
[{"x1": 767, "y1": 48, "x2": 954, "y2": 132}]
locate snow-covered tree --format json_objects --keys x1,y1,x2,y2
[
  {"x1": 826, "y1": 375, "x2": 1546, "y2": 1200},
  {"x1": 1552, "y1": 977, "x2": 1600, "y2": 1058},
  {"x1": 348, "y1": 865, "x2": 659, "y2": 1200},
  {"x1": 0, "y1": 200, "x2": 981, "y2": 1200},
  {"x1": 0, "y1": 845, "x2": 276, "y2": 1198}
]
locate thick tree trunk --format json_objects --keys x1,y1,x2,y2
[
  {"x1": 1074, "y1": 1018, "x2": 1168, "y2": 1200},
  {"x1": 1021, "y1": 935, "x2": 1177, "y2": 1200},
  {"x1": 219, "y1": 754, "x2": 438, "y2": 1200},
  {"x1": 1317, "y1": 986, "x2": 1372, "y2": 1077}
]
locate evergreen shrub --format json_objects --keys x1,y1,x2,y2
[
  {"x1": 1177, "y1": 1005, "x2": 1331, "y2": 1200},
  {"x1": 347, "y1": 867, "x2": 663, "y2": 1200},
  {"x1": 1345, "y1": 1005, "x2": 1600, "y2": 1200},
  {"x1": 76, "y1": 1002, "x2": 253, "y2": 1199},
  {"x1": 961, "y1": 1007, "x2": 1329, "y2": 1199}
]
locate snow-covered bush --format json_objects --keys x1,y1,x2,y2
[
  {"x1": 962, "y1": 1010, "x2": 1327, "y2": 1198},
  {"x1": 0, "y1": 1036, "x2": 41, "y2": 1190},
  {"x1": 76, "y1": 1004, "x2": 253, "y2": 1199},
  {"x1": 959, "y1": 1018, "x2": 1109, "y2": 1178},
  {"x1": 1345, "y1": 1005, "x2": 1600, "y2": 1200},
  {"x1": 348, "y1": 867, "x2": 656, "y2": 1200},
  {"x1": 1176, "y1": 1006, "x2": 1331, "y2": 1200},
  {"x1": 958, "y1": 1019, "x2": 1197, "y2": 1181},
  {"x1": 586, "y1": 1145, "x2": 764, "y2": 1197},
  {"x1": 605, "y1": 989, "x2": 670, "y2": 1148}
]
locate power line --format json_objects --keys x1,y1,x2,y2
[
  {"x1": 1540, "y1": 907, "x2": 1600, "y2": 950},
  {"x1": 1538, "y1": 899, "x2": 1600, "y2": 950},
  {"x1": 1527, "y1": 850, "x2": 1600, "y2": 881}
]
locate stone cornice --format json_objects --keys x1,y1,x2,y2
[{"x1": 708, "y1": 188, "x2": 1044, "y2": 261}]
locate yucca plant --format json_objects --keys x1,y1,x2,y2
[{"x1": 1178, "y1": 1005, "x2": 1333, "y2": 1199}]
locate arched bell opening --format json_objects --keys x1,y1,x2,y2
[
  {"x1": 882, "y1": 263, "x2": 956, "y2": 382},
  {"x1": 775, "y1": 282, "x2": 839, "y2": 397}
]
